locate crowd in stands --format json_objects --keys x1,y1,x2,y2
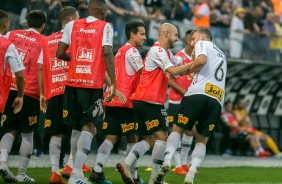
[{"x1": 1, "y1": 0, "x2": 281, "y2": 61}]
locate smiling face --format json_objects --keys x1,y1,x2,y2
[
  {"x1": 191, "y1": 31, "x2": 203, "y2": 48},
  {"x1": 132, "y1": 26, "x2": 146, "y2": 47},
  {"x1": 167, "y1": 26, "x2": 179, "y2": 48}
]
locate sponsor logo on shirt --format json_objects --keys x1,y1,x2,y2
[
  {"x1": 205, "y1": 83, "x2": 224, "y2": 102},
  {"x1": 79, "y1": 28, "x2": 96, "y2": 34},
  {"x1": 52, "y1": 74, "x2": 67, "y2": 83},
  {"x1": 145, "y1": 119, "x2": 159, "y2": 130},
  {"x1": 75, "y1": 64, "x2": 92, "y2": 74},
  {"x1": 50, "y1": 58, "x2": 68, "y2": 71},
  {"x1": 76, "y1": 47, "x2": 95, "y2": 62},
  {"x1": 48, "y1": 38, "x2": 60, "y2": 45},
  {"x1": 15, "y1": 33, "x2": 36, "y2": 42}
]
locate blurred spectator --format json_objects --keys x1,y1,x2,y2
[
  {"x1": 210, "y1": 0, "x2": 232, "y2": 56},
  {"x1": 0, "y1": 0, "x2": 28, "y2": 30},
  {"x1": 243, "y1": 6, "x2": 263, "y2": 59},
  {"x1": 263, "y1": 12, "x2": 277, "y2": 61},
  {"x1": 234, "y1": 98, "x2": 282, "y2": 158},
  {"x1": 192, "y1": 0, "x2": 210, "y2": 28},
  {"x1": 107, "y1": 0, "x2": 134, "y2": 47},
  {"x1": 130, "y1": 0, "x2": 151, "y2": 23},
  {"x1": 43, "y1": 0, "x2": 63, "y2": 35},
  {"x1": 77, "y1": 0, "x2": 89, "y2": 18},
  {"x1": 164, "y1": 0, "x2": 186, "y2": 21},
  {"x1": 229, "y1": 7, "x2": 249, "y2": 59},
  {"x1": 269, "y1": 13, "x2": 282, "y2": 62},
  {"x1": 221, "y1": 100, "x2": 271, "y2": 158}
]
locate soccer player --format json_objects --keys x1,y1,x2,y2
[
  {"x1": 116, "y1": 23, "x2": 193, "y2": 184},
  {"x1": 56, "y1": 0, "x2": 116, "y2": 183},
  {"x1": 90, "y1": 21, "x2": 146, "y2": 184},
  {"x1": 0, "y1": 10, "x2": 47, "y2": 182},
  {"x1": 39, "y1": 6, "x2": 79, "y2": 184},
  {"x1": 154, "y1": 28, "x2": 227, "y2": 184},
  {"x1": 167, "y1": 30, "x2": 195, "y2": 175},
  {"x1": 0, "y1": 10, "x2": 25, "y2": 183},
  {"x1": 0, "y1": 10, "x2": 24, "y2": 119}
]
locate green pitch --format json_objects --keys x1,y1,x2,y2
[{"x1": 6, "y1": 167, "x2": 282, "y2": 183}]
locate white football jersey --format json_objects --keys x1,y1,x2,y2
[{"x1": 184, "y1": 41, "x2": 227, "y2": 106}]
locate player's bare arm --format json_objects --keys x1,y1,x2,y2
[
  {"x1": 103, "y1": 45, "x2": 116, "y2": 102},
  {"x1": 56, "y1": 42, "x2": 70, "y2": 61}
]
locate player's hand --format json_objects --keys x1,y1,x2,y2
[
  {"x1": 40, "y1": 95, "x2": 47, "y2": 113},
  {"x1": 115, "y1": 89, "x2": 127, "y2": 103},
  {"x1": 12, "y1": 96, "x2": 23, "y2": 114},
  {"x1": 105, "y1": 85, "x2": 115, "y2": 103}
]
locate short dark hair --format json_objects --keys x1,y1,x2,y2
[
  {"x1": 224, "y1": 99, "x2": 231, "y2": 107},
  {"x1": 185, "y1": 29, "x2": 193, "y2": 36},
  {"x1": 0, "y1": 10, "x2": 9, "y2": 26},
  {"x1": 27, "y1": 10, "x2": 47, "y2": 29},
  {"x1": 193, "y1": 27, "x2": 212, "y2": 41},
  {"x1": 59, "y1": 6, "x2": 78, "y2": 21},
  {"x1": 125, "y1": 22, "x2": 145, "y2": 40}
]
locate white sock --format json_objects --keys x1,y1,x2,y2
[
  {"x1": 70, "y1": 130, "x2": 80, "y2": 167},
  {"x1": 66, "y1": 153, "x2": 73, "y2": 168},
  {"x1": 164, "y1": 132, "x2": 181, "y2": 165},
  {"x1": 49, "y1": 136, "x2": 62, "y2": 174},
  {"x1": 94, "y1": 139, "x2": 113, "y2": 173},
  {"x1": 173, "y1": 143, "x2": 182, "y2": 168},
  {"x1": 72, "y1": 131, "x2": 93, "y2": 176},
  {"x1": 126, "y1": 143, "x2": 135, "y2": 155},
  {"x1": 150, "y1": 140, "x2": 166, "y2": 181},
  {"x1": 181, "y1": 135, "x2": 193, "y2": 165},
  {"x1": 0, "y1": 133, "x2": 15, "y2": 167},
  {"x1": 124, "y1": 140, "x2": 150, "y2": 167},
  {"x1": 188, "y1": 143, "x2": 206, "y2": 176},
  {"x1": 18, "y1": 132, "x2": 34, "y2": 176},
  {"x1": 126, "y1": 143, "x2": 138, "y2": 179}
]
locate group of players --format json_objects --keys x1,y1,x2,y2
[{"x1": 0, "y1": 0, "x2": 227, "y2": 184}]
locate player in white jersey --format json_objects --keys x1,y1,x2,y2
[{"x1": 154, "y1": 28, "x2": 227, "y2": 184}]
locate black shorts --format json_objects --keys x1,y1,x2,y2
[
  {"x1": 44, "y1": 95, "x2": 68, "y2": 135},
  {"x1": 2, "y1": 90, "x2": 39, "y2": 132},
  {"x1": 63, "y1": 86, "x2": 103, "y2": 129},
  {"x1": 102, "y1": 106, "x2": 137, "y2": 136},
  {"x1": 174, "y1": 94, "x2": 221, "y2": 137},
  {"x1": 167, "y1": 103, "x2": 181, "y2": 127},
  {"x1": 133, "y1": 100, "x2": 168, "y2": 136}
]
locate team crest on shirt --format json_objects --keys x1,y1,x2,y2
[
  {"x1": 121, "y1": 123, "x2": 135, "y2": 133},
  {"x1": 28, "y1": 116, "x2": 37, "y2": 126},
  {"x1": 63, "y1": 110, "x2": 68, "y2": 118},
  {"x1": 17, "y1": 48, "x2": 29, "y2": 63},
  {"x1": 102, "y1": 122, "x2": 108, "y2": 129},
  {"x1": 44, "y1": 119, "x2": 51, "y2": 128},
  {"x1": 209, "y1": 124, "x2": 215, "y2": 131},
  {"x1": 145, "y1": 119, "x2": 159, "y2": 130},
  {"x1": 177, "y1": 114, "x2": 188, "y2": 124}
]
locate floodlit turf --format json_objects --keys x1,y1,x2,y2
[{"x1": 4, "y1": 167, "x2": 282, "y2": 183}]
